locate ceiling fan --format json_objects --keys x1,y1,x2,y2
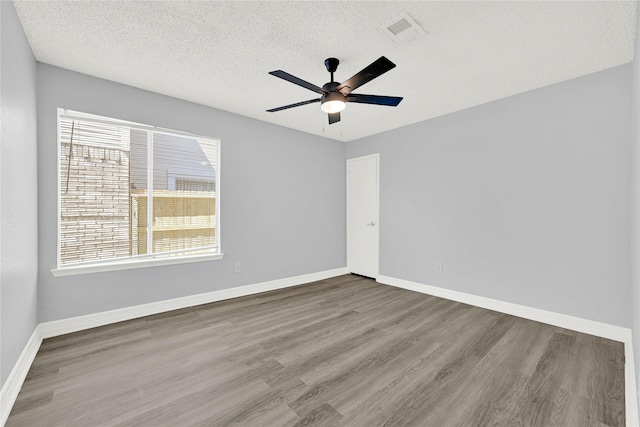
[{"x1": 266, "y1": 56, "x2": 403, "y2": 125}]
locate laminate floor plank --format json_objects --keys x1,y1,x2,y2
[
  {"x1": 289, "y1": 327, "x2": 421, "y2": 417},
  {"x1": 378, "y1": 314, "x2": 515, "y2": 426},
  {"x1": 327, "y1": 331, "x2": 441, "y2": 416},
  {"x1": 7, "y1": 274, "x2": 625, "y2": 426},
  {"x1": 461, "y1": 368, "x2": 530, "y2": 427},
  {"x1": 292, "y1": 403, "x2": 343, "y2": 427},
  {"x1": 271, "y1": 326, "x2": 393, "y2": 386},
  {"x1": 273, "y1": 321, "x2": 389, "y2": 368},
  {"x1": 417, "y1": 323, "x2": 533, "y2": 426},
  {"x1": 229, "y1": 403, "x2": 300, "y2": 427},
  {"x1": 507, "y1": 332, "x2": 578, "y2": 426},
  {"x1": 337, "y1": 309, "x2": 514, "y2": 424}
]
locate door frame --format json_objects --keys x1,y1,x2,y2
[{"x1": 346, "y1": 153, "x2": 380, "y2": 278}]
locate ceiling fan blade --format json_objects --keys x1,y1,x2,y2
[
  {"x1": 269, "y1": 70, "x2": 327, "y2": 95},
  {"x1": 346, "y1": 94, "x2": 403, "y2": 106},
  {"x1": 328, "y1": 112, "x2": 341, "y2": 124},
  {"x1": 336, "y1": 56, "x2": 396, "y2": 95},
  {"x1": 266, "y1": 98, "x2": 320, "y2": 112}
]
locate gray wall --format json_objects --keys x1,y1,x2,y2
[
  {"x1": 1, "y1": 2, "x2": 39, "y2": 386},
  {"x1": 348, "y1": 64, "x2": 632, "y2": 327},
  {"x1": 37, "y1": 64, "x2": 346, "y2": 322}
]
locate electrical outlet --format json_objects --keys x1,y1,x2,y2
[
  {"x1": 234, "y1": 263, "x2": 242, "y2": 273},
  {"x1": 436, "y1": 263, "x2": 443, "y2": 273}
]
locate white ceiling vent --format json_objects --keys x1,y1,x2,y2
[{"x1": 382, "y1": 13, "x2": 426, "y2": 44}]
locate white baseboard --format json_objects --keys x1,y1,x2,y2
[
  {"x1": 377, "y1": 274, "x2": 639, "y2": 426},
  {"x1": 0, "y1": 327, "x2": 43, "y2": 427},
  {"x1": 39, "y1": 267, "x2": 349, "y2": 339}
]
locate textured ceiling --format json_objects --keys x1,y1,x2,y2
[{"x1": 12, "y1": 1, "x2": 638, "y2": 142}]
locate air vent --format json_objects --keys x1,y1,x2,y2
[
  {"x1": 388, "y1": 18, "x2": 412, "y2": 36},
  {"x1": 382, "y1": 13, "x2": 426, "y2": 44}
]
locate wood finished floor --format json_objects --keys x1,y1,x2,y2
[{"x1": 7, "y1": 275, "x2": 625, "y2": 426}]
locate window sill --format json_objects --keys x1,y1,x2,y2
[{"x1": 51, "y1": 253, "x2": 224, "y2": 277}]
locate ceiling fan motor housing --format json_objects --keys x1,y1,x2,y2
[
  {"x1": 321, "y1": 91, "x2": 347, "y2": 103},
  {"x1": 322, "y1": 81, "x2": 341, "y2": 92}
]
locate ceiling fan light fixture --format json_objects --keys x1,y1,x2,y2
[
  {"x1": 320, "y1": 92, "x2": 346, "y2": 113},
  {"x1": 321, "y1": 100, "x2": 346, "y2": 113}
]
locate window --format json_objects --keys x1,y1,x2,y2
[{"x1": 54, "y1": 109, "x2": 221, "y2": 275}]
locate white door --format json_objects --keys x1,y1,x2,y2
[{"x1": 347, "y1": 154, "x2": 379, "y2": 278}]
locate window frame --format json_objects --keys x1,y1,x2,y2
[{"x1": 51, "y1": 108, "x2": 223, "y2": 277}]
